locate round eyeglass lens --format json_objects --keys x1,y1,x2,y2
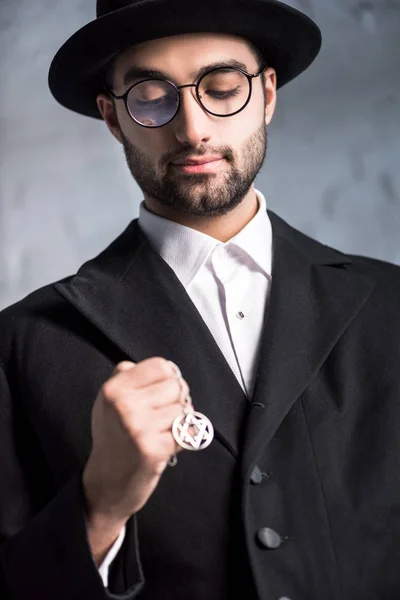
[
  {"x1": 198, "y1": 68, "x2": 250, "y2": 116},
  {"x1": 127, "y1": 80, "x2": 179, "y2": 127}
]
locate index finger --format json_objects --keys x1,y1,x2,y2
[{"x1": 111, "y1": 357, "x2": 177, "y2": 389}]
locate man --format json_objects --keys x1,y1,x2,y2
[{"x1": 1, "y1": 0, "x2": 400, "y2": 598}]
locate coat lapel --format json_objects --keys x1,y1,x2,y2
[
  {"x1": 54, "y1": 210, "x2": 376, "y2": 473},
  {"x1": 54, "y1": 220, "x2": 248, "y2": 458},
  {"x1": 241, "y1": 211, "x2": 376, "y2": 475}
]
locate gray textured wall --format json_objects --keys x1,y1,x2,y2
[{"x1": 0, "y1": 0, "x2": 399, "y2": 310}]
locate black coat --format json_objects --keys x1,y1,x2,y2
[{"x1": 1, "y1": 211, "x2": 400, "y2": 600}]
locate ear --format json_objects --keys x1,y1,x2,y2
[
  {"x1": 263, "y1": 68, "x2": 277, "y2": 127},
  {"x1": 96, "y1": 93, "x2": 124, "y2": 144}
]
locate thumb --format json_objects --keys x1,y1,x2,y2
[{"x1": 113, "y1": 361, "x2": 136, "y2": 374}]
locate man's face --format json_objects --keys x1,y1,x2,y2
[{"x1": 99, "y1": 33, "x2": 276, "y2": 217}]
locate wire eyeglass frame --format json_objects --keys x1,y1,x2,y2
[{"x1": 103, "y1": 63, "x2": 267, "y2": 128}]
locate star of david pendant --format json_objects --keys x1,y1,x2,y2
[
  {"x1": 167, "y1": 361, "x2": 214, "y2": 466},
  {"x1": 172, "y1": 410, "x2": 214, "y2": 451}
]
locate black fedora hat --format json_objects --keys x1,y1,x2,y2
[{"x1": 48, "y1": 0, "x2": 322, "y2": 120}]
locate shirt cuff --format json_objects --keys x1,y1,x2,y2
[{"x1": 97, "y1": 525, "x2": 126, "y2": 587}]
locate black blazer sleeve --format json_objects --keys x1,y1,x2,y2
[{"x1": 0, "y1": 365, "x2": 144, "y2": 599}]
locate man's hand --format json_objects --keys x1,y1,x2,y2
[{"x1": 82, "y1": 357, "x2": 188, "y2": 564}]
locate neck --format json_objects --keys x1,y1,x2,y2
[{"x1": 143, "y1": 187, "x2": 259, "y2": 242}]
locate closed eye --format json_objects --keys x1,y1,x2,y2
[{"x1": 205, "y1": 87, "x2": 242, "y2": 100}]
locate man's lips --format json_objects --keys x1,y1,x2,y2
[
  {"x1": 171, "y1": 158, "x2": 225, "y2": 173},
  {"x1": 172, "y1": 156, "x2": 223, "y2": 166}
]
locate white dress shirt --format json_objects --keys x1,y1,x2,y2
[{"x1": 97, "y1": 188, "x2": 273, "y2": 586}]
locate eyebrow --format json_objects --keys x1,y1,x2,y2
[{"x1": 123, "y1": 59, "x2": 251, "y2": 87}]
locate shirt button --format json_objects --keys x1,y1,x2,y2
[
  {"x1": 250, "y1": 465, "x2": 263, "y2": 484},
  {"x1": 236, "y1": 311, "x2": 245, "y2": 319},
  {"x1": 256, "y1": 527, "x2": 283, "y2": 549}
]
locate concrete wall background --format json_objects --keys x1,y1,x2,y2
[{"x1": 0, "y1": 0, "x2": 399, "y2": 310}]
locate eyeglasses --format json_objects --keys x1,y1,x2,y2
[{"x1": 104, "y1": 64, "x2": 266, "y2": 128}]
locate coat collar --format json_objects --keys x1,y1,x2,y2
[
  {"x1": 54, "y1": 211, "x2": 375, "y2": 465},
  {"x1": 241, "y1": 211, "x2": 375, "y2": 474}
]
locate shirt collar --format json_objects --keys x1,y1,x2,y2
[{"x1": 138, "y1": 188, "x2": 272, "y2": 288}]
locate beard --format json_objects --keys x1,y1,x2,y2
[{"x1": 120, "y1": 121, "x2": 267, "y2": 217}]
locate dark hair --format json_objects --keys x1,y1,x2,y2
[
  {"x1": 104, "y1": 38, "x2": 267, "y2": 92},
  {"x1": 103, "y1": 54, "x2": 117, "y2": 90},
  {"x1": 247, "y1": 40, "x2": 267, "y2": 73},
  {"x1": 246, "y1": 40, "x2": 267, "y2": 96}
]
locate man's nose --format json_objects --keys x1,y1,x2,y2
[{"x1": 172, "y1": 86, "x2": 213, "y2": 147}]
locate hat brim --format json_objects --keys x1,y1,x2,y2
[{"x1": 48, "y1": 0, "x2": 322, "y2": 119}]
